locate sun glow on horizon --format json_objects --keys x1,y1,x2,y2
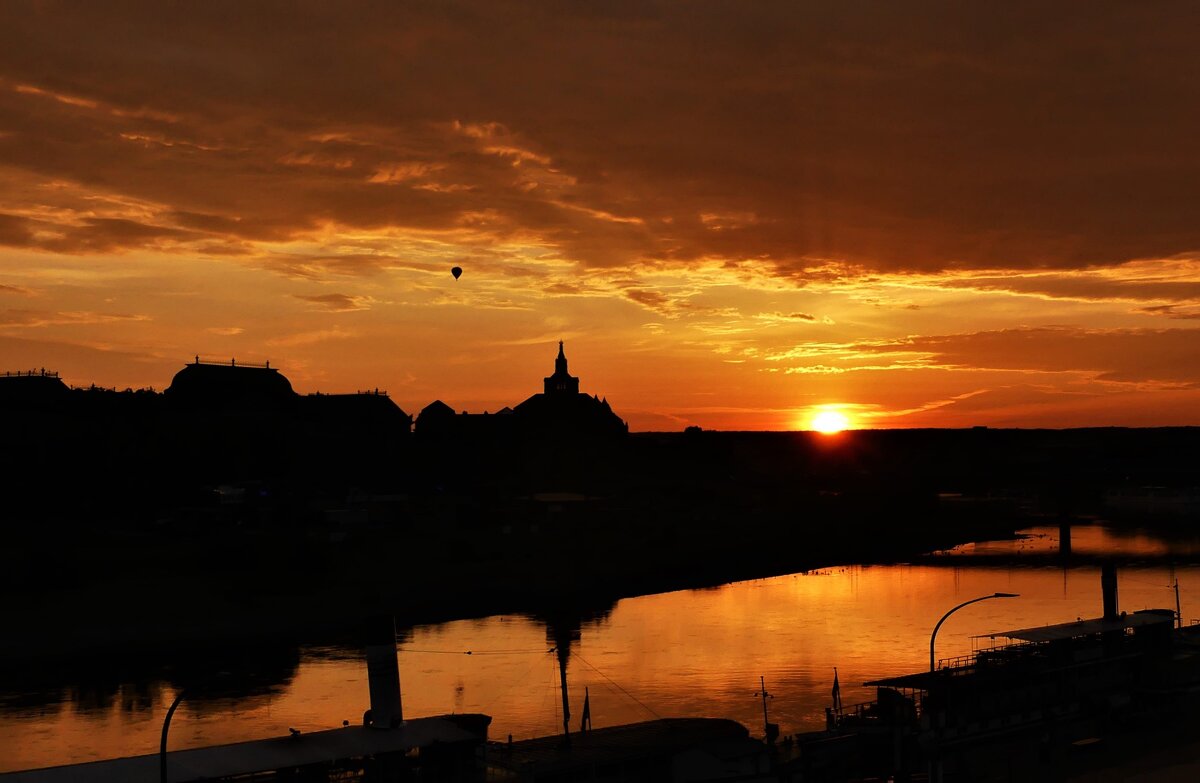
[{"x1": 809, "y1": 409, "x2": 851, "y2": 434}]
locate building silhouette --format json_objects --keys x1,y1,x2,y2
[
  {"x1": 1, "y1": 345, "x2": 630, "y2": 520},
  {"x1": 166, "y1": 358, "x2": 295, "y2": 410},
  {"x1": 513, "y1": 342, "x2": 627, "y2": 439},
  {"x1": 163, "y1": 358, "x2": 413, "y2": 489},
  {"x1": 165, "y1": 356, "x2": 412, "y2": 430},
  {"x1": 0, "y1": 369, "x2": 70, "y2": 406},
  {"x1": 414, "y1": 399, "x2": 462, "y2": 436},
  {"x1": 414, "y1": 342, "x2": 626, "y2": 441},
  {"x1": 544, "y1": 341, "x2": 579, "y2": 395},
  {"x1": 410, "y1": 342, "x2": 627, "y2": 496}
]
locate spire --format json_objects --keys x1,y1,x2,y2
[
  {"x1": 545, "y1": 340, "x2": 579, "y2": 396},
  {"x1": 555, "y1": 340, "x2": 568, "y2": 376}
]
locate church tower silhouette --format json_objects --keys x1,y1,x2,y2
[{"x1": 544, "y1": 340, "x2": 580, "y2": 396}]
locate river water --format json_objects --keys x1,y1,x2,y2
[{"x1": 3, "y1": 523, "x2": 1199, "y2": 772}]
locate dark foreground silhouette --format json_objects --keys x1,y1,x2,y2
[{"x1": 3, "y1": 349, "x2": 1200, "y2": 664}]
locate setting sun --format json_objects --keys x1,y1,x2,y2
[{"x1": 810, "y1": 410, "x2": 851, "y2": 434}]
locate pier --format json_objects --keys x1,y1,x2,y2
[{"x1": 0, "y1": 718, "x2": 486, "y2": 783}]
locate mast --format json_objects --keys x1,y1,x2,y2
[
  {"x1": 558, "y1": 642, "x2": 571, "y2": 745},
  {"x1": 760, "y1": 676, "x2": 770, "y2": 734},
  {"x1": 546, "y1": 615, "x2": 578, "y2": 747}
]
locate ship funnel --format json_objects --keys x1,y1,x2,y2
[{"x1": 1101, "y1": 563, "x2": 1119, "y2": 621}]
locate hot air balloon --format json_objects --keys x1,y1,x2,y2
[{"x1": 451, "y1": 266, "x2": 463, "y2": 281}]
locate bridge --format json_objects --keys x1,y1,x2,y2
[{"x1": 908, "y1": 552, "x2": 1200, "y2": 569}]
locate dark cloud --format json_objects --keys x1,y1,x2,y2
[
  {"x1": 1139, "y1": 304, "x2": 1200, "y2": 320},
  {"x1": 0, "y1": 212, "x2": 33, "y2": 246},
  {"x1": 259, "y1": 253, "x2": 402, "y2": 279},
  {"x1": 937, "y1": 271, "x2": 1200, "y2": 304},
  {"x1": 931, "y1": 385, "x2": 1101, "y2": 414},
  {"x1": 755, "y1": 311, "x2": 821, "y2": 324},
  {"x1": 861, "y1": 326, "x2": 1200, "y2": 386},
  {"x1": 41, "y1": 218, "x2": 195, "y2": 254},
  {"x1": 0, "y1": 1, "x2": 1197, "y2": 275},
  {"x1": 293, "y1": 293, "x2": 371, "y2": 312},
  {"x1": 624, "y1": 289, "x2": 672, "y2": 312},
  {"x1": 0, "y1": 212, "x2": 196, "y2": 254}
]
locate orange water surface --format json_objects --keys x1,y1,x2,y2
[{"x1": 3, "y1": 524, "x2": 1199, "y2": 772}]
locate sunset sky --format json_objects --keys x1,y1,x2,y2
[{"x1": 2, "y1": 2, "x2": 1200, "y2": 430}]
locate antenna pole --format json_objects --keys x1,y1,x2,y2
[{"x1": 760, "y1": 676, "x2": 769, "y2": 735}]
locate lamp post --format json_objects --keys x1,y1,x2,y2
[
  {"x1": 160, "y1": 671, "x2": 236, "y2": 783},
  {"x1": 929, "y1": 592, "x2": 1018, "y2": 672},
  {"x1": 160, "y1": 688, "x2": 188, "y2": 783}
]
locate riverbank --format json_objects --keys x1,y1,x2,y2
[
  {"x1": 10, "y1": 425, "x2": 1196, "y2": 669},
  {"x1": 7, "y1": 515, "x2": 1197, "y2": 777},
  {"x1": 1, "y1": 502, "x2": 1018, "y2": 669}
]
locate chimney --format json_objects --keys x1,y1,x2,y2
[
  {"x1": 365, "y1": 615, "x2": 404, "y2": 728},
  {"x1": 1101, "y1": 563, "x2": 1119, "y2": 621}
]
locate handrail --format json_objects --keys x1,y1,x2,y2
[
  {"x1": 935, "y1": 639, "x2": 1050, "y2": 671},
  {"x1": 833, "y1": 697, "x2": 924, "y2": 724},
  {"x1": 191, "y1": 356, "x2": 272, "y2": 369},
  {"x1": 934, "y1": 652, "x2": 977, "y2": 672},
  {"x1": 835, "y1": 699, "x2": 878, "y2": 718},
  {"x1": 2, "y1": 369, "x2": 59, "y2": 378},
  {"x1": 308, "y1": 390, "x2": 391, "y2": 397}
]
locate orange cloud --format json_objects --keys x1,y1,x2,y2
[
  {"x1": 849, "y1": 327, "x2": 1200, "y2": 387},
  {"x1": 293, "y1": 293, "x2": 373, "y2": 312},
  {"x1": 2, "y1": 3, "x2": 1200, "y2": 429}
]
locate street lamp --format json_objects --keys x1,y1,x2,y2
[
  {"x1": 929, "y1": 592, "x2": 1018, "y2": 672},
  {"x1": 160, "y1": 687, "x2": 188, "y2": 783},
  {"x1": 160, "y1": 672, "x2": 236, "y2": 783}
]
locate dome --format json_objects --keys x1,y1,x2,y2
[{"x1": 165, "y1": 359, "x2": 295, "y2": 408}]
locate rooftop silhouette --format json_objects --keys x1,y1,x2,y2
[
  {"x1": 0, "y1": 368, "x2": 70, "y2": 405},
  {"x1": 416, "y1": 341, "x2": 627, "y2": 440},
  {"x1": 166, "y1": 357, "x2": 295, "y2": 408}
]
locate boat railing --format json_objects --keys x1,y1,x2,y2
[
  {"x1": 934, "y1": 652, "x2": 977, "y2": 672},
  {"x1": 834, "y1": 699, "x2": 881, "y2": 724},
  {"x1": 834, "y1": 693, "x2": 925, "y2": 729},
  {"x1": 946, "y1": 634, "x2": 1163, "y2": 676},
  {"x1": 936, "y1": 639, "x2": 1050, "y2": 673}
]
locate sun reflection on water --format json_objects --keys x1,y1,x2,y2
[{"x1": 2, "y1": 525, "x2": 1198, "y2": 770}]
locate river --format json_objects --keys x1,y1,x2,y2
[{"x1": 2, "y1": 522, "x2": 1199, "y2": 771}]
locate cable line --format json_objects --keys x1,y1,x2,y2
[
  {"x1": 397, "y1": 647, "x2": 551, "y2": 655},
  {"x1": 478, "y1": 654, "x2": 543, "y2": 719},
  {"x1": 574, "y1": 652, "x2": 662, "y2": 721}
]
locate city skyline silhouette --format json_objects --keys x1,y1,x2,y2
[{"x1": 5, "y1": 3, "x2": 1200, "y2": 781}]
